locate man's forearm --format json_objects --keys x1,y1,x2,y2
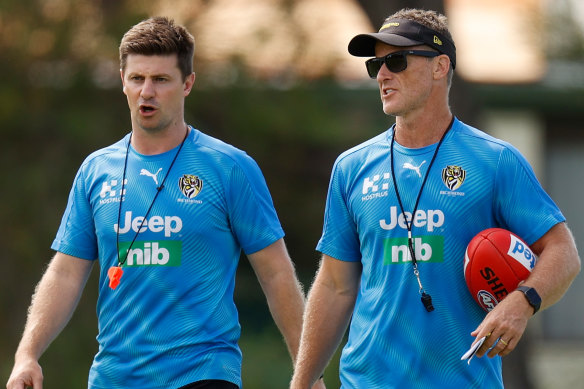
[
  {"x1": 14, "y1": 253, "x2": 93, "y2": 361},
  {"x1": 256, "y1": 258, "x2": 306, "y2": 362},
  {"x1": 291, "y1": 277, "x2": 356, "y2": 388}
]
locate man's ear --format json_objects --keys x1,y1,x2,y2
[
  {"x1": 433, "y1": 55, "x2": 451, "y2": 80},
  {"x1": 120, "y1": 69, "x2": 127, "y2": 95},
  {"x1": 184, "y1": 72, "x2": 196, "y2": 96}
]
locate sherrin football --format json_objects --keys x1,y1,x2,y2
[{"x1": 464, "y1": 228, "x2": 537, "y2": 312}]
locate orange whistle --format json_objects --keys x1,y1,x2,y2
[{"x1": 108, "y1": 266, "x2": 123, "y2": 289}]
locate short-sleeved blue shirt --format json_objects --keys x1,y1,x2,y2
[
  {"x1": 317, "y1": 118, "x2": 564, "y2": 388},
  {"x1": 52, "y1": 128, "x2": 284, "y2": 388}
]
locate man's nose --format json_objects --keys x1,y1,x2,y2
[{"x1": 140, "y1": 78, "x2": 155, "y2": 98}]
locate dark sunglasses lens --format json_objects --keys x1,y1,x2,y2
[
  {"x1": 386, "y1": 54, "x2": 407, "y2": 73},
  {"x1": 366, "y1": 59, "x2": 383, "y2": 78},
  {"x1": 366, "y1": 53, "x2": 409, "y2": 78}
]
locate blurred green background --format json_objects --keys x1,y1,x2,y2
[{"x1": 1, "y1": 0, "x2": 583, "y2": 388}]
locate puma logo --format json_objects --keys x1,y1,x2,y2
[
  {"x1": 140, "y1": 168, "x2": 163, "y2": 186},
  {"x1": 403, "y1": 161, "x2": 426, "y2": 178}
]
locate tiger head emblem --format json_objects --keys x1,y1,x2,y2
[
  {"x1": 179, "y1": 174, "x2": 203, "y2": 198},
  {"x1": 441, "y1": 165, "x2": 466, "y2": 191}
]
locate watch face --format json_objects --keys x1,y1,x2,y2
[
  {"x1": 527, "y1": 289, "x2": 541, "y2": 304},
  {"x1": 522, "y1": 287, "x2": 541, "y2": 313}
]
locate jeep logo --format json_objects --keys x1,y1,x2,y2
[
  {"x1": 114, "y1": 211, "x2": 183, "y2": 237},
  {"x1": 379, "y1": 206, "x2": 445, "y2": 232}
]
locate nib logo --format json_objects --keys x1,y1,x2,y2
[{"x1": 119, "y1": 241, "x2": 181, "y2": 267}]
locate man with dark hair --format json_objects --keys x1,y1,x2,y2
[
  {"x1": 7, "y1": 17, "x2": 312, "y2": 389},
  {"x1": 291, "y1": 8, "x2": 580, "y2": 389}
]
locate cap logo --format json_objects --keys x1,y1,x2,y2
[
  {"x1": 380, "y1": 22, "x2": 400, "y2": 31},
  {"x1": 433, "y1": 35, "x2": 443, "y2": 46}
]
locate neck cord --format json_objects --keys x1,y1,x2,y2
[
  {"x1": 115, "y1": 127, "x2": 189, "y2": 268},
  {"x1": 390, "y1": 116, "x2": 454, "y2": 312}
]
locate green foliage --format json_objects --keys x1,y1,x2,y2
[{"x1": 239, "y1": 325, "x2": 344, "y2": 388}]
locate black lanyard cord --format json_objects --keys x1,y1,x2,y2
[
  {"x1": 116, "y1": 127, "x2": 189, "y2": 267},
  {"x1": 389, "y1": 116, "x2": 454, "y2": 312}
]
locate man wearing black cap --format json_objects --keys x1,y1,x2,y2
[{"x1": 290, "y1": 8, "x2": 580, "y2": 389}]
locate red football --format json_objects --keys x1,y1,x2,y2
[{"x1": 464, "y1": 228, "x2": 537, "y2": 312}]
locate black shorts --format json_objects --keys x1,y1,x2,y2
[{"x1": 177, "y1": 380, "x2": 239, "y2": 389}]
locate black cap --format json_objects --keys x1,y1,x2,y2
[{"x1": 348, "y1": 18, "x2": 456, "y2": 69}]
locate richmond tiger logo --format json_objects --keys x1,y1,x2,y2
[
  {"x1": 178, "y1": 174, "x2": 203, "y2": 198},
  {"x1": 441, "y1": 165, "x2": 466, "y2": 191}
]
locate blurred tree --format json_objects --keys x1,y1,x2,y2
[{"x1": 356, "y1": 0, "x2": 446, "y2": 26}]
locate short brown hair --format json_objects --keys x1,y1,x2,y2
[{"x1": 119, "y1": 16, "x2": 194, "y2": 80}]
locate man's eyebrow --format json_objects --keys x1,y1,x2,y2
[{"x1": 126, "y1": 71, "x2": 174, "y2": 78}]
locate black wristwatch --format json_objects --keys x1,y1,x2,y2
[{"x1": 516, "y1": 285, "x2": 541, "y2": 314}]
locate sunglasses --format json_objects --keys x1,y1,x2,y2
[{"x1": 365, "y1": 50, "x2": 441, "y2": 78}]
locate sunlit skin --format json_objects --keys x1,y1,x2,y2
[
  {"x1": 121, "y1": 54, "x2": 195, "y2": 155},
  {"x1": 374, "y1": 42, "x2": 452, "y2": 148}
]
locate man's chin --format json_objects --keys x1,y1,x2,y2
[
  {"x1": 136, "y1": 121, "x2": 165, "y2": 134},
  {"x1": 382, "y1": 107, "x2": 399, "y2": 117}
]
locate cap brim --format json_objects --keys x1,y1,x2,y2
[{"x1": 348, "y1": 33, "x2": 423, "y2": 57}]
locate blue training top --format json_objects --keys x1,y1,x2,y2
[
  {"x1": 52, "y1": 128, "x2": 284, "y2": 388},
  {"x1": 317, "y1": 118, "x2": 564, "y2": 389}
]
